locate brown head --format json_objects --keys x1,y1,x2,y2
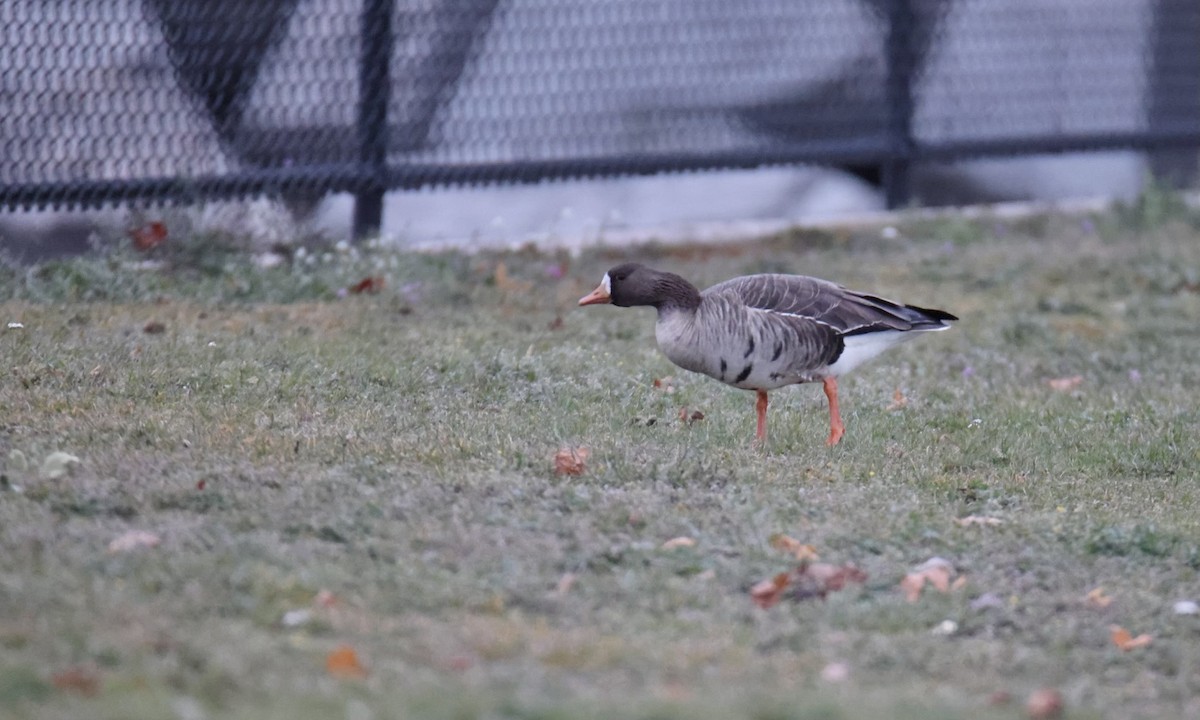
[{"x1": 578, "y1": 263, "x2": 702, "y2": 311}]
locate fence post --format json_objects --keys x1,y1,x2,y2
[
  {"x1": 883, "y1": 0, "x2": 915, "y2": 208},
  {"x1": 353, "y1": 0, "x2": 394, "y2": 239}
]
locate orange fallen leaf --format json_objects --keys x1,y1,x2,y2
[
  {"x1": 750, "y1": 572, "x2": 792, "y2": 609},
  {"x1": 662, "y1": 536, "x2": 697, "y2": 550},
  {"x1": 900, "y1": 557, "x2": 959, "y2": 602},
  {"x1": 326, "y1": 644, "x2": 367, "y2": 679},
  {"x1": 751, "y1": 562, "x2": 866, "y2": 607},
  {"x1": 886, "y1": 387, "x2": 908, "y2": 411},
  {"x1": 51, "y1": 666, "x2": 100, "y2": 696},
  {"x1": 678, "y1": 408, "x2": 705, "y2": 424},
  {"x1": 768, "y1": 533, "x2": 819, "y2": 561},
  {"x1": 129, "y1": 221, "x2": 168, "y2": 251},
  {"x1": 1047, "y1": 375, "x2": 1084, "y2": 392},
  {"x1": 553, "y1": 447, "x2": 590, "y2": 476},
  {"x1": 1110, "y1": 625, "x2": 1153, "y2": 651},
  {"x1": 653, "y1": 376, "x2": 675, "y2": 393},
  {"x1": 1085, "y1": 587, "x2": 1113, "y2": 609},
  {"x1": 348, "y1": 276, "x2": 385, "y2": 294}
]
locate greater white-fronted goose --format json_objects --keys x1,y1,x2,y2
[{"x1": 578, "y1": 263, "x2": 957, "y2": 446}]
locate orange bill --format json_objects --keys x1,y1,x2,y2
[{"x1": 578, "y1": 283, "x2": 611, "y2": 306}]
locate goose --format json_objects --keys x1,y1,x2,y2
[{"x1": 578, "y1": 263, "x2": 957, "y2": 446}]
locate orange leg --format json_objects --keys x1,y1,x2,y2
[
  {"x1": 823, "y1": 377, "x2": 845, "y2": 446},
  {"x1": 755, "y1": 390, "x2": 769, "y2": 445}
]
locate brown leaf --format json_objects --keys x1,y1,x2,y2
[
  {"x1": 749, "y1": 572, "x2": 792, "y2": 609},
  {"x1": 1047, "y1": 375, "x2": 1084, "y2": 392},
  {"x1": 806, "y1": 562, "x2": 868, "y2": 593},
  {"x1": 325, "y1": 644, "x2": 367, "y2": 679},
  {"x1": 678, "y1": 408, "x2": 705, "y2": 424},
  {"x1": 143, "y1": 320, "x2": 166, "y2": 335},
  {"x1": 752, "y1": 563, "x2": 866, "y2": 607},
  {"x1": 886, "y1": 387, "x2": 908, "y2": 411},
  {"x1": 1110, "y1": 625, "x2": 1153, "y2": 651},
  {"x1": 1026, "y1": 688, "x2": 1064, "y2": 719},
  {"x1": 661, "y1": 536, "x2": 697, "y2": 550},
  {"x1": 546, "y1": 315, "x2": 564, "y2": 331},
  {"x1": 768, "y1": 533, "x2": 819, "y2": 561},
  {"x1": 51, "y1": 666, "x2": 100, "y2": 696},
  {"x1": 653, "y1": 376, "x2": 675, "y2": 393},
  {"x1": 348, "y1": 276, "x2": 385, "y2": 295},
  {"x1": 494, "y1": 262, "x2": 532, "y2": 294},
  {"x1": 900, "y1": 557, "x2": 959, "y2": 602},
  {"x1": 553, "y1": 447, "x2": 590, "y2": 476},
  {"x1": 955, "y1": 515, "x2": 1003, "y2": 527},
  {"x1": 1084, "y1": 587, "x2": 1113, "y2": 609},
  {"x1": 107, "y1": 530, "x2": 161, "y2": 553},
  {"x1": 129, "y1": 221, "x2": 168, "y2": 251}
]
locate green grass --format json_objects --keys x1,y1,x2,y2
[{"x1": 3, "y1": 205, "x2": 1200, "y2": 719}]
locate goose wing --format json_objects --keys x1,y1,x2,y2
[{"x1": 704, "y1": 274, "x2": 956, "y2": 335}]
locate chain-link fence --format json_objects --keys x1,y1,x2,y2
[{"x1": 2, "y1": 0, "x2": 1199, "y2": 236}]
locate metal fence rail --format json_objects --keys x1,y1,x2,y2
[{"x1": 2, "y1": 0, "x2": 1199, "y2": 236}]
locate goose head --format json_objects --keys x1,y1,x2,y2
[{"x1": 578, "y1": 263, "x2": 701, "y2": 310}]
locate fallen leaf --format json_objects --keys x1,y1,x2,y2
[
  {"x1": 51, "y1": 666, "x2": 100, "y2": 696},
  {"x1": 955, "y1": 515, "x2": 1003, "y2": 527},
  {"x1": 107, "y1": 530, "x2": 161, "y2": 553},
  {"x1": 129, "y1": 221, "x2": 168, "y2": 251},
  {"x1": 553, "y1": 573, "x2": 577, "y2": 596},
  {"x1": 886, "y1": 387, "x2": 908, "y2": 411},
  {"x1": 804, "y1": 563, "x2": 868, "y2": 594},
  {"x1": 196, "y1": 479, "x2": 206, "y2": 491},
  {"x1": 678, "y1": 408, "x2": 705, "y2": 424},
  {"x1": 546, "y1": 315, "x2": 564, "y2": 331},
  {"x1": 553, "y1": 447, "x2": 590, "y2": 476},
  {"x1": 494, "y1": 262, "x2": 532, "y2": 294},
  {"x1": 820, "y1": 662, "x2": 849, "y2": 683},
  {"x1": 348, "y1": 276, "x2": 385, "y2": 294},
  {"x1": 1047, "y1": 375, "x2": 1084, "y2": 392},
  {"x1": 751, "y1": 563, "x2": 866, "y2": 607},
  {"x1": 1085, "y1": 587, "x2": 1113, "y2": 609},
  {"x1": 1026, "y1": 688, "x2": 1064, "y2": 719},
  {"x1": 901, "y1": 557, "x2": 960, "y2": 602},
  {"x1": 662, "y1": 536, "x2": 696, "y2": 550},
  {"x1": 143, "y1": 320, "x2": 166, "y2": 334},
  {"x1": 1110, "y1": 625, "x2": 1153, "y2": 651},
  {"x1": 768, "y1": 533, "x2": 819, "y2": 561},
  {"x1": 325, "y1": 644, "x2": 367, "y2": 679},
  {"x1": 750, "y1": 572, "x2": 792, "y2": 609},
  {"x1": 653, "y1": 376, "x2": 675, "y2": 393},
  {"x1": 39, "y1": 451, "x2": 81, "y2": 480}
]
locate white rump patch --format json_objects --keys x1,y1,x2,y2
[{"x1": 827, "y1": 330, "x2": 919, "y2": 376}]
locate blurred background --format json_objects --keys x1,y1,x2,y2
[{"x1": 1, "y1": 0, "x2": 1198, "y2": 259}]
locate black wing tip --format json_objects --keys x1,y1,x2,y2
[{"x1": 910, "y1": 305, "x2": 958, "y2": 323}]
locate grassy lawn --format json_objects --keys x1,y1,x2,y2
[{"x1": 2, "y1": 202, "x2": 1200, "y2": 719}]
